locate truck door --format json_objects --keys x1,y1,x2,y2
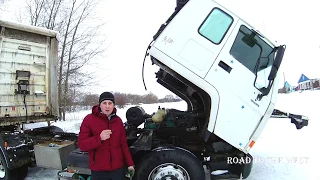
[{"x1": 204, "y1": 20, "x2": 275, "y2": 151}]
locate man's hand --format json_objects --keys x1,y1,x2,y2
[
  {"x1": 100, "y1": 129, "x2": 112, "y2": 141},
  {"x1": 127, "y1": 166, "x2": 135, "y2": 177}
]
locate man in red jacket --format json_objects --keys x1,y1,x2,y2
[{"x1": 78, "y1": 92, "x2": 135, "y2": 180}]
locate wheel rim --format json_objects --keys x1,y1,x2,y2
[
  {"x1": 148, "y1": 163, "x2": 190, "y2": 180},
  {"x1": 0, "y1": 160, "x2": 5, "y2": 178}
]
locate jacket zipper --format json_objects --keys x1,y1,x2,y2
[
  {"x1": 108, "y1": 119, "x2": 112, "y2": 170},
  {"x1": 93, "y1": 149, "x2": 96, "y2": 164}
]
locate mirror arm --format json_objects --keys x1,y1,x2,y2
[
  {"x1": 256, "y1": 78, "x2": 274, "y2": 101},
  {"x1": 255, "y1": 45, "x2": 286, "y2": 100}
]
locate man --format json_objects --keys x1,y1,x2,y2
[{"x1": 78, "y1": 92, "x2": 135, "y2": 180}]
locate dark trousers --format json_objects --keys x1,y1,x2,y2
[{"x1": 91, "y1": 167, "x2": 126, "y2": 180}]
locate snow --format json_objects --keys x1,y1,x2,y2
[{"x1": 25, "y1": 90, "x2": 319, "y2": 180}]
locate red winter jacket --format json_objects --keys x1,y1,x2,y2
[{"x1": 78, "y1": 105, "x2": 134, "y2": 171}]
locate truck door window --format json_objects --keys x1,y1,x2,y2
[
  {"x1": 198, "y1": 8, "x2": 233, "y2": 44},
  {"x1": 229, "y1": 25, "x2": 261, "y2": 74},
  {"x1": 230, "y1": 25, "x2": 275, "y2": 91}
]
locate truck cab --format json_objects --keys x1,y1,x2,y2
[
  {"x1": 148, "y1": 0, "x2": 283, "y2": 154},
  {"x1": 124, "y1": 0, "x2": 304, "y2": 179}
]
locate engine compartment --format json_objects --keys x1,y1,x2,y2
[
  {"x1": 125, "y1": 105, "x2": 205, "y2": 138},
  {"x1": 126, "y1": 62, "x2": 214, "y2": 152}
]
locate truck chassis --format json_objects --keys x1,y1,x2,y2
[{"x1": 55, "y1": 107, "x2": 307, "y2": 180}]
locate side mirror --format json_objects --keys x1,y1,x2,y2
[
  {"x1": 242, "y1": 33, "x2": 257, "y2": 47},
  {"x1": 268, "y1": 45, "x2": 286, "y2": 80},
  {"x1": 255, "y1": 45, "x2": 286, "y2": 100}
]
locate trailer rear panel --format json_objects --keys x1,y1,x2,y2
[{"x1": 0, "y1": 20, "x2": 59, "y2": 126}]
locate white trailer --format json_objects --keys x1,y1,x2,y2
[
  {"x1": 0, "y1": 19, "x2": 59, "y2": 125},
  {"x1": 0, "y1": 19, "x2": 77, "y2": 180}
]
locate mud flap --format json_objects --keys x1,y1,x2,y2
[
  {"x1": 226, "y1": 153, "x2": 253, "y2": 179},
  {"x1": 241, "y1": 153, "x2": 253, "y2": 179}
]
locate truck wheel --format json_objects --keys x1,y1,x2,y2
[
  {"x1": 18, "y1": 165, "x2": 28, "y2": 179},
  {"x1": 135, "y1": 148, "x2": 205, "y2": 180},
  {"x1": 0, "y1": 152, "x2": 18, "y2": 180}
]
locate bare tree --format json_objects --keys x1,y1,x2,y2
[
  {"x1": 0, "y1": 0, "x2": 8, "y2": 11},
  {"x1": 25, "y1": 0, "x2": 63, "y2": 29},
  {"x1": 0, "y1": 0, "x2": 7, "y2": 5},
  {"x1": 114, "y1": 92, "x2": 126, "y2": 108},
  {"x1": 165, "y1": 95, "x2": 174, "y2": 100},
  {"x1": 22, "y1": 0, "x2": 108, "y2": 120},
  {"x1": 143, "y1": 92, "x2": 159, "y2": 104}
]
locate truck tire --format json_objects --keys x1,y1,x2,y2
[
  {"x1": 135, "y1": 147, "x2": 205, "y2": 180},
  {"x1": 18, "y1": 165, "x2": 29, "y2": 179},
  {"x1": 0, "y1": 151, "x2": 18, "y2": 180}
]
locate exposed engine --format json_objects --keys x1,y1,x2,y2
[
  {"x1": 126, "y1": 106, "x2": 204, "y2": 128},
  {"x1": 125, "y1": 106, "x2": 205, "y2": 142}
]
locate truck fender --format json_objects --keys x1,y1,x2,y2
[
  {"x1": 131, "y1": 146, "x2": 199, "y2": 171},
  {"x1": 0, "y1": 135, "x2": 11, "y2": 169},
  {"x1": 151, "y1": 146, "x2": 198, "y2": 159},
  {"x1": 133, "y1": 146, "x2": 200, "y2": 167},
  {"x1": 0, "y1": 147, "x2": 9, "y2": 169}
]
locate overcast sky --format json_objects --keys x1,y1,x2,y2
[{"x1": 1, "y1": 0, "x2": 319, "y2": 98}]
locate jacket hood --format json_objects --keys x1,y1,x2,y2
[{"x1": 92, "y1": 104, "x2": 117, "y2": 119}]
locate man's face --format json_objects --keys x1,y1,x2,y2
[{"x1": 100, "y1": 100, "x2": 114, "y2": 116}]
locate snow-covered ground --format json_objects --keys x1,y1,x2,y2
[{"x1": 25, "y1": 90, "x2": 319, "y2": 180}]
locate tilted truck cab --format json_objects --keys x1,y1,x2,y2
[
  {"x1": 125, "y1": 0, "x2": 307, "y2": 179},
  {"x1": 148, "y1": 0, "x2": 283, "y2": 154}
]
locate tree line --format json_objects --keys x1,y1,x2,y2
[{"x1": 64, "y1": 91, "x2": 182, "y2": 110}]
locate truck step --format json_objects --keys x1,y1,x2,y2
[
  {"x1": 211, "y1": 174, "x2": 240, "y2": 180},
  {"x1": 210, "y1": 170, "x2": 240, "y2": 180}
]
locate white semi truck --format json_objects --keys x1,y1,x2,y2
[
  {"x1": 62, "y1": 0, "x2": 308, "y2": 180},
  {"x1": 1, "y1": 0, "x2": 308, "y2": 179}
]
